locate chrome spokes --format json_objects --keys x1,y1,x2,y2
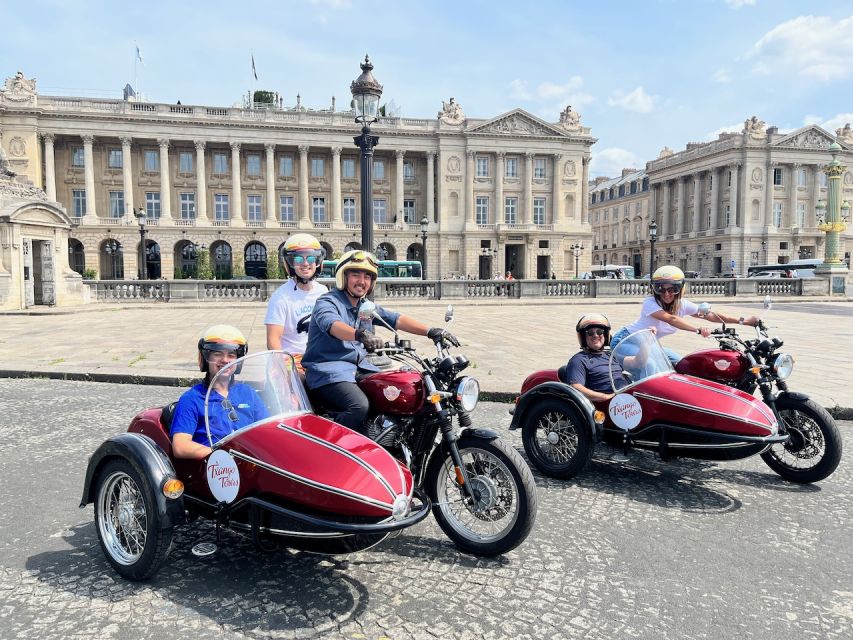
[{"x1": 535, "y1": 411, "x2": 579, "y2": 463}]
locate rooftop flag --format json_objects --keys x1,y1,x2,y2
[
  {"x1": 251, "y1": 54, "x2": 258, "y2": 81},
  {"x1": 136, "y1": 45, "x2": 144, "y2": 64}
]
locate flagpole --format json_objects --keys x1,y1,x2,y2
[{"x1": 133, "y1": 44, "x2": 138, "y2": 97}]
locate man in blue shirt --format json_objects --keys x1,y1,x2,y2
[
  {"x1": 302, "y1": 250, "x2": 458, "y2": 433},
  {"x1": 170, "y1": 325, "x2": 268, "y2": 459}
]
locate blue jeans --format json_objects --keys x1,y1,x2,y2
[{"x1": 610, "y1": 327, "x2": 681, "y2": 367}]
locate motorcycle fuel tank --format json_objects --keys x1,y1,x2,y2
[
  {"x1": 360, "y1": 369, "x2": 425, "y2": 415},
  {"x1": 676, "y1": 349, "x2": 748, "y2": 384}
]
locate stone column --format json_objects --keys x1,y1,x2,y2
[
  {"x1": 464, "y1": 150, "x2": 475, "y2": 224},
  {"x1": 426, "y1": 151, "x2": 435, "y2": 224},
  {"x1": 120, "y1": 137, "x2": 134, "y2": 219},
  {"x1": 42, "y1": 133, "x2": 56, "y2": 201},
  {"x1": 661, "y1": 180, "x2": 671, "y2": 236},
  {"x1": 231, "y1": 142, "x2": 243, "y2": 225},
  {"x1": 81, "y1": 134, "x2": 97, "y2": 220},
  {"x1": 581, "y1": 156, "x2": 590, "y2": 221},
  {"x1": 675, "y1": 177, "x2": 686, "y2": 234},
  {"x1": 710, "y1": 168, "x2": 720, "y2": 229},
  {"x1": 810, "y1": 164, "x2": 821, "y2": 227},
  {"x1": 298, "y1": 145, "x2": 310, "y2": 223},
  {"x1": 789, "y1": 162, "x2": 800, "y2": 228},
  {"x1": 524, "y1": 152, "x2": 534, "y2": 224},
  {"x1": 395, "y1": 150, "x2": 405, "y2": 225},
  {"x1": 495, "y1": 151, "x2": 505, "y2": 225},
  {"x1": 649, "y1": 183, "x2": 658, "y2": 231},
  {"x1": 728, "y1": 163, "x2": 739, "y2": 227},
  {"x1": 691, "y1": 173, "x2": 702, "y2": 232},
  {"x1": 552, "y1": 153, "x2": 562, "y2": 224},
  {"x1": 331, "y1": 146, "x2": 343, "y2": 225},
  {"x1": 158, "y1": 139, "x2": 172, "y2": 222},
  {"x1": 194, "y1": 140, "x2": 208, "y2": 223},
  {"x1": 265, "y1": 143, "x2": 277, "y2": 224},
  {"x1": 764, "y1": 161, "x2": 775, "y2": 227}
]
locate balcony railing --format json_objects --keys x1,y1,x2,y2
[
  {"x1": 246, "y1": 220, "x2": 265, "y2": 228},
  {"x1": 175, "y1": 219, "x2": 196, "y2": 226}
]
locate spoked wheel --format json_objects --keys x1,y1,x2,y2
[
  {"x1": 94, "y1": 459, "x2": 173, "y2": 580},
  {"x1": 761, "y1": 397, "x2": 842, "y2": 483},
  {"x1": 425, "y1": 436, "x2": 536, "y2": 556},
  {"x1": 521, "y1": 399, "x2": 594, "y2": 479}
]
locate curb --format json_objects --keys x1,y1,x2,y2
[{"x1": 2, "y1": 368, "x2": 850, "y2": 420}]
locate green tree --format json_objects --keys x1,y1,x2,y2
[
  {"x1": 266, "y1": 250, "x2": 284, "y2": 279},
  {"x1": 253, "y1": 90, "x2": 275, "y2": 106},
  {"x1": 233, "y1": 253, "x2": 246, "y2": 278},
  {"x1": 196, "y1": 248, "x2": 214, "y2": 280}
]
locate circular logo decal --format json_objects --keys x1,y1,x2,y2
[
  {"x1": 383, "y1": 385, "x2": 401, "y2": 401},
  {"x1": 608, "y1": 394, "x2": 643, "y2": 431},
  {"x1": 206, "y1": 450, "x2": 240, "y2": 503}
]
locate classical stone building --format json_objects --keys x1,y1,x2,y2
[
  {"x1": 0, "y1": 71, "x2": 594, "y2": 308},
  {"x1": 589, "y1": 118, "x2": 853, "y2": 277}
]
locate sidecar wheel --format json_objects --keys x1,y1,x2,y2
[
  {"x1": 522, "y1": 399, "x2": 593, "y2": 479},
  {"x1": 425, "y1": 436, "x2": 537, "y2": 556},
  {"x1": 760, "y1": 397, "x2": 842, "y2": 483},
  {"x1": 94, "y1": 459, "x2": 173, "y2": 580}
]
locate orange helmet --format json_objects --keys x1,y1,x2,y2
[
  {"x1": 283, "y1": 233, "x2": 325, "y2": 281},
  {"x1": 197, "y1": 324, "x2": 248, "y2": 372}
]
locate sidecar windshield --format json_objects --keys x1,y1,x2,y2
[
  {"x1": 204, "y1": 351, "x2": 312, "y2": 448},
  {"x1": 609, "y1": 330, "x2": 673, "y2": 391}
]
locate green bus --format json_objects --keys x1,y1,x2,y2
[{"x1": 319, "y1": 260, "x2": 423, "y2": 279}]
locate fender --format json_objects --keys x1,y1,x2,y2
[
  {"x1": 79, "y1": 433, "x2": 186, "y2": 529},
  {"x1": 509, "y1": 381, "x2": 599, "y2": 439},
  {"x1": 459, "y1": 427, "x2": 499, "y2": 441},
  {"x1": 777, "y1": 390, "x2": 809, "y2": 402}
]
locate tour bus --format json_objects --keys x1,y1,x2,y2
[
  {"x1": 319, "y1": 259, "x2": 423, "y2": 279},
  {"x1": 587, "y1": 264, "x2": 637, "y2": 280},
  {"x1": 747, "y1": 258, "x2": 822, "y2": 279}
]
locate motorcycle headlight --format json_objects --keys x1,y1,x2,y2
[
  {"x1": 455, "y1": 377, "x2": 479, "y2": 412},
  {"x1": 772, "y1": 353, "x2": 794, "y2": 380}
]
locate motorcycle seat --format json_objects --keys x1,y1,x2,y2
[
  {"x1": 159, "y1": 401, "x2": 178, "y2": 432},
  {"x1": 557, "y1": 365, "x2": 568, "y2": 384}
]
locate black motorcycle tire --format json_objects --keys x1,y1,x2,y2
[
  {"x1": 424, "y1": 436, "x2": 537, "y2": 556},
  {"x1": 94, "y1": 458, "x2": 173, "y2": 581},
  {"x1": 521, "y1": 399, "x2": 594, "y2": 479},
  {"x1": 760, "y1": 396, "x2": 842, "y2": 483}
]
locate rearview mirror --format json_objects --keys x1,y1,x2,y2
[
  {"x1": 358, "y1": 300, "x2": 377, "y2": 321},
  {"x1": 697, "y1": 302, "x2": 711, "y2": 318},
  {"x1": 445, "y1": 305, "x2": 454, "y2": 323},
  {"x1": 763, "y1": 295, "x2": 772, "y2": 311}
]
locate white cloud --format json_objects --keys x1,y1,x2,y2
[
  {"x1": 509, "y1": 79, "x2": 531, "y2": 101},
  {"x1": 590, "y1": 148, "x2": 641, "y2": 179},
  {"x1": 607, "y1": 87, "x2": 656, "y2": 113},
  {"x1": 747, "y1": 15, "x2": 853, "y2": 82},
  {"x1": 706, "y1": 122, "x2": 743, "y2": 140},
  {"x1": 725, "y1": 0, "x2": 756, "y2": 8},
  {"x1": 508, "y1": 76, "x2": 594, "y2": 121},
  {"x1": 713, "y1": 68, "x2": 731, "y2": 83},
  {"x1": 803, "y1": 112, "x2": 853, "y2": 134}
]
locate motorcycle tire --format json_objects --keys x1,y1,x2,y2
[
  {"x1": 760, "y1": 396, "x2": 842, "y2": 483},
  {"x1": 521, "y1": 398, "x2": 594, "y2": 479},
  {"x1": 424, "y1": 436, "x2": 537, "y2": 556},
  {"x1": 94, "y1": 458, "x2": 174, "y2": 581}
]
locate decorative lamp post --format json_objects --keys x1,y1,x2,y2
[
  {"x1": 375, "y1": 244, "x2": 389, "y2": 261},
  {"x1": 104, "y1": 239, "x2": 121, "y2": 280},
  {"x1": 814, "y1": 142, "x2": 851, "y2": 292},
  {"x1": 570, "y1": 242, "x2": 584, "y2": 278},
  {"x1": 648, "y1": 219, "x2": 658, "y2": 275},
  {"x1": 134, "y1": 208, "x2": 148, "y2": 280},
  {"x1": 351, "y1": 55, "x2": 383, "y2": 256},
  {"x1": 420, "y1": 215, "x2": 429, "y2": 280}
]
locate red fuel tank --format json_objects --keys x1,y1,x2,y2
[
  {"x1": 676, "y1": 349, "x2": 748, "y2": 384},
  {"x1": 359, "y1": 369, "x2": 425, "y2": 415}
]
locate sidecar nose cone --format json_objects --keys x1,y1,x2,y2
[{"x1": 392, "y1": 494, "x2": 410, "y2": 520}]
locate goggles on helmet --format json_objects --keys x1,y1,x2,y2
[{"x1": 338, "y1": 251, "x2": 379, "y2": 272}]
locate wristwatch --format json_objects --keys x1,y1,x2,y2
[
  {"x1": 696, "y1": 328, "x2": 702, "y2": 334},
  {"x1": 738, "y1": 317, "x2": 745, "y2": 325}
]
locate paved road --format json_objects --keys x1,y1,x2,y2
[{"x1": 2, "y1": 379, "x2": 851, "y2": 640}]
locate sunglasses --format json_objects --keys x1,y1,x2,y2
[
  {"x1": 654, "y1": 285, "x2": 681, "y2": 295},
  {"x1": 221, "y1": 398, "x2": 238, "y2": 422},
  {"x1": 585, "y1": 328, "x2": 606, "y2": 337},
  {"x1": 292, "y1": 255, "x2": 318, "y2": 265}
]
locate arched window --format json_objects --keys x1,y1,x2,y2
[
  {"x1": 68, "y1": 238, "x2": 85, "y2": 275},
  {"x1": 245, "y1": 242, "x2": 267, "y2": 279}
]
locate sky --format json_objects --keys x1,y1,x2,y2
[{"x1": 2, "y1": 0, "x2": 852, "y2": 178}]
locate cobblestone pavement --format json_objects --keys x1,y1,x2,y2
[
  {"x1": 1, "y1": 298, "x2": 852, "y2": 412},
  {"x1": 1, "y1": 379, "x2": 851, "y2": 640}
]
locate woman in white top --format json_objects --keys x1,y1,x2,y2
[
  {"x1": 265, "y1": 233, "x2": 328, "y2": 369},
  {"x1": 610, "y1": 265, "x2": 760, "y2": 365}
]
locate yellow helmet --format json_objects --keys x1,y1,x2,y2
[
  {"x1": 335, "y1": 249, "x2": 379, "y2": 294},
  {"x1": 197, "y1": 324, "x2": 248, "y2": 372},
  {"x1": 283, "y1": 233, "x2": 325, "y2": 280},
  {"x1": 651, "y1": 265, "x2": 685, "y2": 295}
]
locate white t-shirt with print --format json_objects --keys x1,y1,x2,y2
[
  {"x1": 264, "y1": 280, "x2": 327, "y2": 354},
  {"x1": 624, "y1": 296, "x2": 699, "y2": 339}
]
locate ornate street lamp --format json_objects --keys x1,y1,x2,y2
[
  {"x1": 648, "y1": 219, "x2": 658, "y2": 275},
  {"x1": 570, "y1": 242, "x2": 584, "y2": 278},
  {"x1": 351, "y1": 55, "x2": 383, "y2": 256},
  {"x1": 375, "y1": 244, "x2": 389, "y2": 261},
  {"x1": 134, "y1": 208, "x2": 148, "y2": 280},
  {"x1": 420, "y1": 215, "x2": 429, "y2": 280},
  {"x1": 104, "y1": 238, "x2": 122, "y2": 280}
]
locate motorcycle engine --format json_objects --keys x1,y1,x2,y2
[{"x1": 367, "y1": 415, "x2": 403, "y2": 447}]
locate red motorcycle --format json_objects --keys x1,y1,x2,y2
[
  {"x1": 675, "y1": 302, "x2": 842, "y2": 483},
  {"x1": 511, "y1": 329, "x2": 840, "y2": 484}
]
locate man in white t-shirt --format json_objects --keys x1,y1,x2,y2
[{"x1": 265, "y1": 233, "x2": 328, "y2": 369}]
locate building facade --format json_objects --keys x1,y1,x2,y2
[
  {"x1": 589, "y1": 118, "x2": 853, "y2": 277},
  {"x1": 0, "y1": 71, "x2": 594, "y2": 309}
]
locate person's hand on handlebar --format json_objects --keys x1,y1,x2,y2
[
  {"x1": 355, "y1": 328, "x2": 384, "y2": 352},
  {"x1": 427, "y1": 327, "x2": 460, "y2": 347}
]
